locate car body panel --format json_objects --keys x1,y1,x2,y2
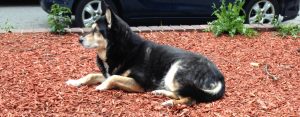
[
  {"x1": 280, "y1": 0, "x2": 300, "y2": 20},
  {"x1": 40, "y1": 0, "x2": 300, "y2": 25},
  {"x1": 171, "y1": 0, "x2": 221, "y2": 17},
  {"x1": 120, "y1": 0, "x2": 173, "y2": 18},
  {"x1": 40, "y1": 0, "x2": 74, "y2": 13}
]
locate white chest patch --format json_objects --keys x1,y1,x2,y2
[
  {"x1": 164, "y1": 61, "x2": 181, "y2": 91},
  {"x1": 103, "y1": 62, "x2": 111, "y2": 77}
]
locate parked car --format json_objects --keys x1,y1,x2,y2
[{"x1": 40, "y1": 0, "x2": 300, "y2": 27}]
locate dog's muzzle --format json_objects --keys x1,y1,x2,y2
[{"x1": 79, "y1": 36, "x2": 84, "y2": 44}]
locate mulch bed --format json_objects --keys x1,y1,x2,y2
[{"x1": 0, "y1": 31, "x2": 299, "y2": 116}]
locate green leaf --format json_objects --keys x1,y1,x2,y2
[
  {"x1": 47, "y1": 3, "x2": 72, "y2": 34},
  {"x1": 207, "y1": 0, "x2": 257, "y2": 37}
]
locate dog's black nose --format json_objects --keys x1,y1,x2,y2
[{"x1": 79, "y1": 37, "x2": 84, "y2": 44}]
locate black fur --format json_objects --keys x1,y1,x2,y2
[{"x1": 96, "y1": 6, "x2": 225, "y2": 102}]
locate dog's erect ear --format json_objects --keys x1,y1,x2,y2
[
  {"x1": 92, "y1": 23, "x2": 99, "y2": 30},
  {"x1": 101, "y1": 0, "x2": 112, "y2": 28},
  {"x1": 105, "y1": 8, "x2": 112, "y2": 29}
]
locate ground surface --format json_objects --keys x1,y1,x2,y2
[
  {"x1": 0, "y1": 0, "x2": 49, "y2": 30},
  {"x1": 0, "y1": 32, "x2": 299, "y2": 116}
]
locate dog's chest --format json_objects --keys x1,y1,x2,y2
[{"x1": 103, "y1": 62, "x2": 111, "y2": 78}]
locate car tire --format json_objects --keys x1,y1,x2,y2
[
  {"x1": 244, "y1": 0, "x2": 279, "y2": 24},
  {"x1": 74, "y1": 0, "x2": 118, "y2": 27}
]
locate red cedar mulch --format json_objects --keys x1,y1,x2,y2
[{"x1": 0, "y1": 31, "x2": 299, "y2": 116}]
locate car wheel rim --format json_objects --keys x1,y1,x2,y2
[
  {"x1": 82, "y1": 0, "x2": 102, "y2": 27},
  {"x1": 248, "y1": 0, "x2": 275, "y2": 24}
]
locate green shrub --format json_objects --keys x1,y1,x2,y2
[
  {"x1": 272, "y1": 19, "x2": 300, "y2": 38},
  {"x1": 1, "y1": 19, "x2": 14, "y2": 33},
  {"x1": 207, "y1": 0, "x2": 257, "y2": 37},
  {"x1": 47, "y1": 4, "x2": 72, "y2": 34}
]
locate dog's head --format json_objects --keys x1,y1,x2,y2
[
  {"x1": 79, "y1": 4, "x2": 112, "y2": 49},
  {"x1": 79, "y1": 1, "x2": 114, "y2": 60}
]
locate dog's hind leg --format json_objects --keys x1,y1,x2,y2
[
  {"x1": 152, "y1": 90, "x2": 196, "y2": 106},
  {"x1": 151, "y1": 90, "x2": 179, "y2": 99},
  {"x1": 95, "y1": 75, "x2": 144, "y2": 92},
  {"x1": 162, "y1": 97, "x2": 196, "y2": 106},
  {"x1": 66, "y1": 73, "x2": 105, "y2": 87}
]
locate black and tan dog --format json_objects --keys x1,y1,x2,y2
[{"x1": 66, "y1": 3, "x2": 225, "y2": 106}]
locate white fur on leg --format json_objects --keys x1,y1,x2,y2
[
  {"x1": 66, "y1": 73, "x2": 104, "y2": 87},
  {"x1": 151, "y1": 90, "x2": 179, "y2": 99},
  {"x1": 96, "y1": 83, "x2": 108, "y2": 91},
  {"x1": 95, "y1": 75, "x2": 115, "y2": 91},
  {"x1": 66, "y1": 79, "x2": 82, "y2": 87},
  {"x1": 95, "y1": 82, "x2": 110, "y2": 91},
  {"x1": 161, "y1": 100, "x2": 174, "y2": 106},
  {"x1": 151, "y1": 90, "x2": 165, "y2": 95}
]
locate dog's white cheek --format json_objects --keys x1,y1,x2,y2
[{"x1": 90, "y1": 43, "x2": 99, "y2": 48}]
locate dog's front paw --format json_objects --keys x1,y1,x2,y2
[
  {"x1": 66, "y1": 79, "x2": 82, "y2": 87},
  {"x1": 161, "y1": 100, "x2": 174, "y2": 106},
  {"x1": 95, "y1": 84, "x2": 109, "y2": 91}
]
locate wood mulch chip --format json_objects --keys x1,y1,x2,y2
[{"x1": 0, "y1": 32, "x2": 299, "y2": 116}]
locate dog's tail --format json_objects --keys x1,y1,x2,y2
[
  {"x1": 177, "y1": 62, "x2": 225, "y2": 102},
  {"x1": 178, "y1": 80, "x2": 225, "y2": 102}
]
